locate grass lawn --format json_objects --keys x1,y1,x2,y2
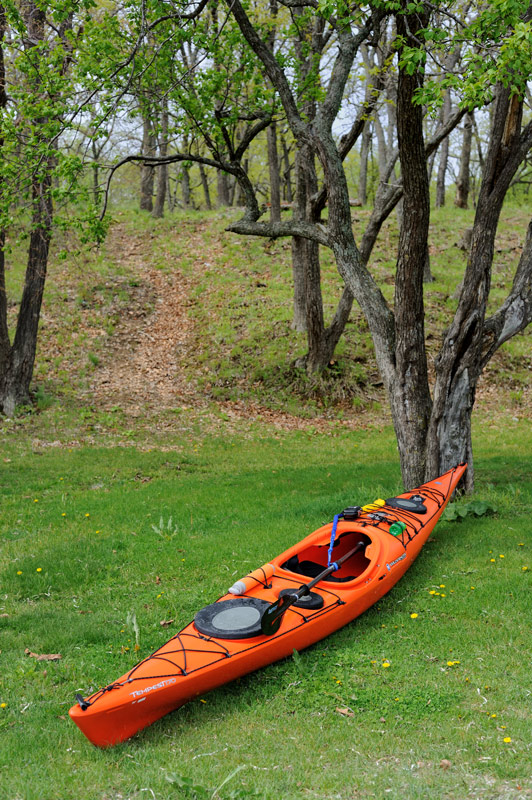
[
  {"x1": 1, "y1": 204, "x2": 531, "y2": 798},
  {"x1": 1, "y1": 415, "x2": 531, "y2": 800}
]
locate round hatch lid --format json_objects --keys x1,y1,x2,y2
[{"x1": 194, "y1": 597, "x2": 271, "y2": 639}]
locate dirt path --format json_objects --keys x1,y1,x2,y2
[{"x1": 89, "y1": 225, "x2": 200, "y2": 417}]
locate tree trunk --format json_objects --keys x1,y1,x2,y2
[
  {"x1": 455, "y1": 112, "x2": 473, "y2": 209},
  {"x1": 291, "y1": 237, "x2": 308, "y2": 332},
  {"x1": 358, "y1": 121, "x2": 371, "y2": 206},
  {"x1": 182, "y1": 166, "x2": 192, "y2": 208},
  {"x1": 391, "y1": 10, "x2": 432, "y2": 487},
  {"x1": 267, "y1": 120, "x2": 281, "y2": 223},
  {"x1": 153, "y1": 103, "x2": 169, "y2": 219},
  {"x1": 217, "y1": 169, "x2": 230, "y2": 207},
  {"x1": 427, "y1": 89, "x2": 531, "y2": 490},
  {"x1": 140, "y1": 114, "x2": 156, "y2": 212},
  {"x1": 436, "y1": 90, "x2": 451, "y2": 207},
  {"x1": 280, "y1": 132, "x2": 293, "y2": 203},
  {"x1": 199, "y1": 162, "x2": 212, "y2": 209}
]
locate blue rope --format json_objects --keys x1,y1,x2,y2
[{"x1": 327, "y1": 514, "x2": 341, "y2": 568}]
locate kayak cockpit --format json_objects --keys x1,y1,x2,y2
[{"x1": 281, "y1": 531, "x2": 373, "y2": 583}]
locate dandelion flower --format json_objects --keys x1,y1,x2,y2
[
  {"x1": 429, "y1": 590, "x2": 436, "y2": 595},
  {"x1": 17, "y1": 570, "x2": 22, "y2": 575},
  {"x1": 499, "y1": 554, "x2": 505, "y2": 559},
  {"x1": 36, "y1": 567, "x2": 42, "y2": 573},
  {"x1": 503, "y1": 737, "x2": 512, "y2": 743},
  {"x1": 522, "y1": 566, "x2": 529, "y2": 572},
  {"x1": 382, "y1": 661, "x2": 390, "y2": 668},
  {"x1": 410, "y1": 613, "x2": 418, "y2": 619},
  {"x1": 85, "y1": 513, "x2": 90, "y2": 518},
  {"x1": 439, "y1": 584, "x2": 445, "y2": 588},
  {"x1": 490, "y1": 559, "x2": 496, "y2": 563},
  {"x1": 0, "y1": 703, "x2": 6, "y2": 709}
]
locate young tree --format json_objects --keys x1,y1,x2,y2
[{"x1": 0, "y1": 0, "x2": 101, "y2": 416}]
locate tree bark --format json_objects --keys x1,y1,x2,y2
[
  {"x1": 0, "y1": 0, "x2": 55, "y2": 415},
  {"x1": 217, "y1": 169, "x2": 230, "y2": 206},
  {"x1": 199, "y1": 162, "x2": 212, "y2": 209},
  {"x1": 267, "y1": 120, "x2": 281, "y2": 223},
  {"x1": 280, "y1": 132, "x2": 293, "y2": 203},
  {"x1": 358, "y1": 122, "x2": 371, "y2": 206},
  {"x1": 391, "y1": 9, "x2": 432, "y2": 487},
  {"x1": 436, "y1": 89, "x2": 451, "y2": 207},
  {"x1": 140, "y1": 113, "x2": 156, "y2": 211},
  {"x1": 455, "y1": 112, "x2": 473, "y2": 208},
  {"x1": 427, "y1": 89, "x2": 532, "y2": 490},
  {"x1": 153, "y1": 102, "x2": 169, "y2": 219}
]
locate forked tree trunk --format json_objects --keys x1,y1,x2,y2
[{"x1": 427, "y1": 90, "x2": 532, "y2": 491}]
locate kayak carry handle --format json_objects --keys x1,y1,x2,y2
[{"x1": 75, "y1": 694, "x2": 91, "y2": 711}]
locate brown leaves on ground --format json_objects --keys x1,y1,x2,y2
[{"x1": 25, "y1": 649, "x2": 62, "y2": 661}]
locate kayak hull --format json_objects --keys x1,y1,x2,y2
[{"x1": 69, "y1": 464, "x2": 466, "y2": 746}]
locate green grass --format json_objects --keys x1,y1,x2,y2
[
  {"x1": 1, "y1": 201, "x2": 531, "y2": 798},
  {"x1": 1, "y1": 419, "x2": 531, "y2": 800}
]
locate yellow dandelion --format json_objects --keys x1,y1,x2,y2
[
  {"x1": 447, "y1": 661, "x2": 455, "y2": 667},
  {"x1": 522, "y1": 566, "x2": 529, "y2": 572},
  {"x1": 491, "y1": 714, "x2": 497, "y2": 718},
  {"x1": 490, "y1": 559, "x2": 496, "y2": 563},
  {"x1": 34, "y1": 499, "x2": 39, "y2": 503},
  {"x1": 85, "y1": 513, "x2": 90, "y2": 518},
  {"x1": 410, "y1": 613, "x2": 418, "y2": 619},
  {"x1": 0, "y1": 702, "x2": 6, "y2": 709},
  {"x1": 503, "y1": 737, "x2": 512, "y2": 743},
  {"x1": 382, "y1": 661, "x2": 391, "y2": 668},
  {"x1": 61, "y1": 513, "x2": 66, "y2": 517},
  {"x1": 499, "y1": 554, "x2": 505, "y2": 559},
  {"x1": 17, "y1": 570, "x2": 22, "y2": 575},
  {"x1": 518, "y1": 543, "x2": 524, "y2": 546},
  {"x1": 429, "y1": 590, "x2": 436, "y2": 595},
  {"x1": 439, "y1": 584, "x2": 445, "y2": 588},
  {"x1": 36, "y1": 567, "x2": 42, "y2": 573},
  {"x1": 441, "y1": 593, "x2": 447, "y2": 597}
]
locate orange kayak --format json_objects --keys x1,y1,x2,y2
[{"x1": 69, "y1": 463, "x2": 466, "y2": 747}]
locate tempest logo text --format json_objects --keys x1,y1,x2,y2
[
  {"x1": 386, "y1": 553, "x2": 407, "y2": 571},
  {"x1": 130, "y1": 678, "x2": 177, "y2": 698}
]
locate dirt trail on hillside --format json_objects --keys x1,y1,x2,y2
[{"x1": 89, "y1": 225, "x2": 200, "y2": 417}]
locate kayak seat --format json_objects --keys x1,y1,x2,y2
[{"x1": 282, "y1": 554, "x2": 355, "y2": 583}]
